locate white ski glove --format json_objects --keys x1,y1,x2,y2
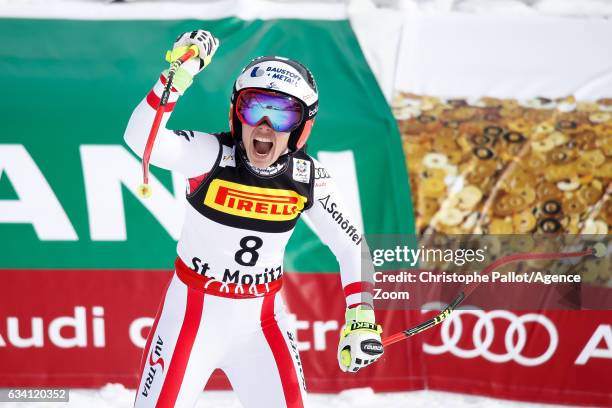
[
  {"x1": 337, "y1": 306, "x2": 384, "y2": 373},
  {"x1": 163, "y1": 29, "x2": 220, "y2": 94}
]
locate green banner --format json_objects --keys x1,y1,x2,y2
[{"x1": 0, "y1": 18, "x2": 414, "y2": 271}]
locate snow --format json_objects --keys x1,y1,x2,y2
[{"x1": 0, "y1": 384, "x2": 570, "y2": 408}]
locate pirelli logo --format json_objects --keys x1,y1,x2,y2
[{"x1": 204, "y1": 179, "x2": 307, "y2": 221}]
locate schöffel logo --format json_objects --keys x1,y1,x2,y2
[{"x1": 204, "y1": 179, "x2": 307, "y2": 221}]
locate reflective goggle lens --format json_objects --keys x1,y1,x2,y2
[{"x1": 236, "y1": 90, "x2": 304, "y2": 132}]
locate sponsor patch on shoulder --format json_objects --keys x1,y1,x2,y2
[
  {"x1": 292, "y1": 158, "x2": 311, "y2": 183},
  {"x1": 220, "y1": 145, "x2": 235, "y2": 168}
]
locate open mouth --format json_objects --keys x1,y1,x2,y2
[{"x1": 253, "y1": 136, "x2": 274, "y2": 156}]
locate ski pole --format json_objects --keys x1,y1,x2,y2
[
  {"x1": 137, "y1": 45, "x2": 199, "y2": 198},
  {"x1": 382, "y1": 242, "x2": 607, "y2": 347}
]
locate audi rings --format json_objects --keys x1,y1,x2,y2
[{"x1": 422, "y1": 307, "x2": 558, "y2": 367}]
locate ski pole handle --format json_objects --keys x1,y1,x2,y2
[{"x1": 137, "y1": 45, "x2": 199, "y2": 198}]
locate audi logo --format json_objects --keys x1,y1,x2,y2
[{"x1": 421, "y1": 304, "x2": 558, "y2": 367}]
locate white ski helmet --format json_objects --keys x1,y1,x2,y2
[{"x1": 230, "y1": 56, "x2": 319, "y2": 151}]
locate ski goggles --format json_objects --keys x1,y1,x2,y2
[{"x1": 235, "y1": 89, "x2": 305, "y2": 132}]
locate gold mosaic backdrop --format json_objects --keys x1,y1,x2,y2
[{"x1": 394, "y1": 94, "x2": 611, "y2": 237}]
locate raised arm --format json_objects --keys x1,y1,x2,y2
[{"x1": 123, "y1": 30, "x2": 220, "y2": 178}]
